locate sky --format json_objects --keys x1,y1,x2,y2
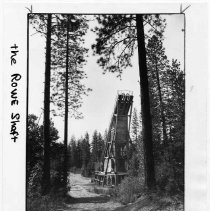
[{"x1": 28, "y1": 14, "x2": 184, "y2": 142}]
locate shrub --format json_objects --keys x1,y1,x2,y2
[
  {"x1": 156, "y1": 160, "x2": 179, "y2": 194},
  {"x1": 127, "y1": 154, "x2": 139, "y2": 177},
  {"x1": 70, "y1": 166, "x2": 77, "y2": 173},
  {"x1": 27, "y1": 162, "x2": 43, "y2": 198},
  {"x1": 27, "y1": 195, "x2": 64, "y2": 211},
  {"x1": 27, "y1": 160, "x2": 66, "y2": 198},
  {"x1": 117, "y1": 176, "x2": 144, "y2": 204},
  {"x1": 51, "y1": 169, "x2": 64, "y2": 193},
  {"x1": 27, "y1": 164, "x2": 66, "y2": 211}
]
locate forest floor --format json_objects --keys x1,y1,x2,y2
[{"x1": 58, "y1": 173, "x2": 183, "y2": 211}]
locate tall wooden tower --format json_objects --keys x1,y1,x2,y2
[{"x1": 94, "y1": 90, "x2": 133, "y2": 186}]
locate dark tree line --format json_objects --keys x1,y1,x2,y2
[
  {"x1": 27, "y1": 114, "x2": 61, "y2": 196},
  {"x1": 68, "y1": 130, "x2": 105, "y2": 177},
  {"x1": 27, "y1": 115, "x2": 106, "y2": 197}
]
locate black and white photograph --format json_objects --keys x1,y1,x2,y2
[
  {"x1": 1, "y1": 2, "x2": 208, "y2": 211},
  {"x1": 27, "y1": 12, "x2": 184, "y2": 211}
]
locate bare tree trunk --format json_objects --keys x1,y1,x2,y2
[
  {"x1": 42, "y1": 14, "x2": 52, "y2": 195},
  {"x1": 136, "y1": 14, "x2": 156, "y2": 189},
  {"x1": 154, "y1": 56, "x2": 168, "y2": 146},
  {"x1": 63, "y1": 15, "x2": 70, "y2": 192}
]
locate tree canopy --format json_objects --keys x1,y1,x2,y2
[{"x1": 92, "y1": 14, "x2": 166, "y2": 77}]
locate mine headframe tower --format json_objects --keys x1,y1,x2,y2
[{"x1": 94, "y1": 90, "x2": 133, "y2": 186}]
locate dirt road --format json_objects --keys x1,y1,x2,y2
[
  {"x1": 57, "y1": 173, "x2": 183, "y2": 211},
  {"x1": 63, "y1": 173, "x2": 123, "y2": 211}
]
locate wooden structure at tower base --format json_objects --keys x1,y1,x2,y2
[
  {"x1": 94, "y1": 171, "x2": 128, "y2": 186},
  {"x1": 93, "y1": 90, "x2": 133, "y2": 186}
]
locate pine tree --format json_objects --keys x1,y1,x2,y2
[
  {"x1": 42, "y1": 14, "x2": 52, "y2": 195},
  {"x1": 147, "y1": 35, "x2": 168, "y2": 147},
  {"x1": 75, "y1": 139, "x2": 82, "y2": 169},
  {"x1": 50, "y1": 14, "x2": 91, "y2": 119},
  {"x1": 81, "y1": 133, "x2": 91, "y2": 176},
  {"x1": 69, "y1": 136, "x2": 77, "y2": 168},
  {"x1": 131, "y1": 107, "x2": 140, "y2": 143},
  {"x1": 49, "y1": 15, "x2": 91, "y2": 190},
  {"x1": 97, "y1": 132, "x2": 105, "y2": 162},
  {"x1": 91, "y1": 130, "x2": 99, "y2": 163}
]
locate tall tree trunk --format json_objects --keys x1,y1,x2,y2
[
  {"x1": 42, "y1": 14, "x2": 52, "y2": 195},
  {"x1": 136, "y1": 14, "x2": 156, "y2": 189},
  {"x1": 63, "y1": 15, "x2": 70, "y2": 191},
  {"x1": 154, "y1": 56, "x2": 168, "y2": 146}
]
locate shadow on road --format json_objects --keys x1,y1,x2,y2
[{"x1": 66, "y1": 195, "x2": 110, "y2": 204}]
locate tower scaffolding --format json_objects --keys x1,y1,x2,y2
[{"x1": 94, "y1": 90, "x2": 133, "y2": 186}]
